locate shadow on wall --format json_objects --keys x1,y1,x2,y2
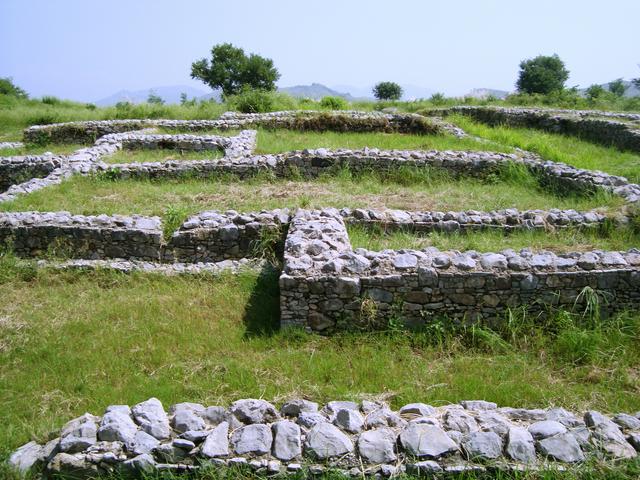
[{"x1": 241, "y1": 265, "x2": 281, "y2": 337}]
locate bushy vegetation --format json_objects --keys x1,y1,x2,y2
[
  {"x1": 225, "y1": 88, "x2": 297, "y2": 113},
  {"x1": 319, "y1": 95, "x2": 348, "y2": 110},
  {"x1": 516, "y1": 54, "x2": 570, "y2": 94},
  {"x1": 190, "y1": 43, "x2": 280, "y2": 97},
  {"x1": 373, "y1": 81, "x2": 403, "y2": 101}
]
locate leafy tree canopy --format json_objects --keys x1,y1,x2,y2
[
  {"x1": 0, "y1": 77, "x2": 28, "y2": 99},
  {"x1": 516, "y1": 54, "x2": 569, "y2": 95},
  {"x1": 191, "y1": 43, "x2": 280, "y2": 97},
  {"x1": 608, "y1": 78, "x2": 626, "y2": 97},
  {"x1": 373, "y1": 81, "x2": 403, "y2": 101}
]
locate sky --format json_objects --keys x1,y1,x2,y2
[{"x1": 1, "y1": 0, "x2": 639, "y2": 102}]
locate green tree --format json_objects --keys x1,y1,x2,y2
[
  {"x1": 608, "y1": 78, "x2": 626, "y2": 97},
  {"x1": 191, "y1": 43, "x2": 280, "y2": 97},
  {"x1": 147, "y1": 90, "x2": 165, "y2": 105},
  {"x1": 0, "y1": 77, "x2": 28, "y2": 98},
  {"x1": 372, "y1": 81, "x2": 403, "y2": 101},
  {"x1": 516, "y1": 54, "x2": 569, "y2": 94},
  {"x1": 585, "y1": 84, "x2": 605, "y2": 101}
]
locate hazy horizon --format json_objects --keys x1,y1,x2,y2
[{"x1": 1, "y1": 0, "x2": 639, "y2": 102}]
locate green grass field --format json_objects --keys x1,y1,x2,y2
[
  {"x1": 451, "y1": 115, "x2": 640, "y2": 182},
  {"x1": 104, "y1": 147, "x2": 224, "y2": 164},
  {"x1": 348, "y1": 224, "x2": 640, "y2": 253},
  {"x1": 0, "y1": 258, "x2": 638, "y2": 460}
]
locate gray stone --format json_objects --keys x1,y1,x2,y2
[
  {"x1": 443, "y1": 409, "x2": 478, "y2": 434},
  {"x1": 628, "y1": 433, "x2": 640, "y2": 452},
  {"x1": 231, "y1": 424, "x2": 273, "y2": 455},
  {"x1": 298, "y1": 412, "x2": 327, "y2": 429},
  {"x1": 172, "y1": 406, "x2": 206, "y2": 433},
  {"x1": 305, "y1": 423, "x2": 354, "y2": 459},
  {"x1": 399, "y1": 403, "x2": 436, "y2": 418},
  {"x1": 130, "y1": 430, "x2": 160, "y2": 456},
  {"x1": 394, "y1": 253, "x2": 417, "y2": 269},
  {"x1": 584, "y1": 411, "x2": 637, "y2": 459},
  {"x1": 460, "y1": 400, "x2": 497, "y2": 411},
  {"x1": 407, "y1": 460, "x2": 443, "y2": 474},
  {"x1": 200, "y1": 422, "x2": 229, "y2": 458},
  {"x1": 475, "y1": 411, "x2": 512, "y2": 436},
  {"x1": 537, "y1": 432, "x2": 585, "y2": 462},
  {"x1": 230, "y1": 399, "x2": 279, "y2": 424},
  {"x1": 280, "y1": 399, "x2": 318, "y2": 417},
  {"x1": 546, "y1": 407, "x2": 583, "y2": 428},
  {"x1": 132, "y1": 398, "x2": 171, "y2": 440},
  {"x1": 334, "y1": 408, "x2": 364, "y2": 433},
  {"x1": 462, "y1": 431, "x2": 503, "y2": 460},
  {"x1": 271, "y1": 420, "x2": 302, "y2": 461},
  {"x1": 98, "y1": 407, "x2": 137, "y2": 445},
  {"x1": 365, "y1": 408, "x2": 406, "y2": 429},
  {"x1": 155, "y1": 443, "x2": 187, "y2": 463},
  {"x1": 47, "y1": 452, "x2": 97, "y2": 476},
  {"x1": 324, "y1": 400, "x2": 359, "y2": 416},
  {"x1": 123, "y1": 453, "x2": 157, "y2": 474},
  {"x1": 202, "y1": 406, "x2": 227, "y2": 425},
  {"x1": 613, "y1": 413, "x2": 640, "y2": 431},
  {"x1": 528, "y1": 420, "x2": 567, "y2": 440},
  {"x1": 59, "y1": 413, "x2": 99, "y2": 453},
  {"x1": 8, "y1": 441, "x2": 44, "y2": 473},
  {"x1": 180, "y1": 430, "x2": 210, "y2": 444},
  {"x1": 358, "y1": 428, "x2": 397, "y2": 464},
  {"x1": 400, "y1": 423, "x2": 458, "y2": 458},
  {"x1": 506, "y1": 427, "x2": 536, "y2": 463}
]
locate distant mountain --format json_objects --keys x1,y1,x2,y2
[
  {"x1": 278, "y1": 83, "x2": 358, "y2": 100},
  {"x1": 578, "y1": 80, "x2": 639, "y2": 98},
  {"x1": 464, "y1": 88, "x2": 510, "y2": 100},
  {"x1": 95, "y1": 85, "x2": 209, "y2": 106}
]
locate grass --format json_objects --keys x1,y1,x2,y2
[
  {"x1": 348, "y1": 224, "x2": 640, "y2": 253},
  {"x1": 0, "y1": 143, "x2": 86, "y2": 156},
  {"x1": 253, "y1": 128, "x2": 507, "y2": 154},
  {"x1": 451, "y1": 115, "x2": 640, "y2": 182},
  {"x1": 0, "y1": 167, "x2": 624, "y2": 237},
  {"x1": 0, "y1": 257, "x2": 638, "y2": 458},
  {"x1": 104, "y1": 147, "x2": 224, "y2": 164}
]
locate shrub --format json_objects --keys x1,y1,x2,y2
[
  {"x1": 373, "y1": 82, "x2": 403, "y2": 101},
  {"x1": 319, "y1": 96, "x2": 348, "y2": 110},
  {"x1": 429, "y1": 92, "x2": 447, "y2": 105},
  {"x1": 585, "y1": 84, "x2": 605, "y2": 100},
  {"x1": 147, "y1": 90, "x2": 165, "y2": 105},
  {"x1": 516, "y1": 54, "x2": 569, "y2": 94},
  {"x1": 608, "y1": 78, "x2": 627, "y2": 97},
  {"x1": 226, "y1": 88, "x2": 296, "y2": 113},
  {"x1": 0, "y1": 77, "x2": 28, "y2": 99},
  {"x1": 41, "y1": 95, "x2": 62, "y2": 105}
]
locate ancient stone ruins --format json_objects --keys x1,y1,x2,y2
[
  {"x1": 2, "y1": 108, "x2": 640, "y2": 476},
  {"x1": 8, "y1": 398, "x2": 640, "y2": 477}
]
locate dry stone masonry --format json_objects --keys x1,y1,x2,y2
[
  {"x1": 1, "y1": 109, "x2": 639, "y2": 329},
  {"x1": 8, "y1": 398, "x2": 640, "y2": 478},
  {"x1": 429, "y1": 106, "x2": 640, "y2": 153},
  {"x1": 279, "y1": 210, "x2": 640, "y2": 332}
]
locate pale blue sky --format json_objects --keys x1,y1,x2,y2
[{"x1": 1, "y1": 0, "x2": 639, "y2": 101}]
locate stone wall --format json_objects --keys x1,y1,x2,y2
[
  {"x1": 279, "y1": 210, "x2": 640, "y2": 333},
  {"x1": 431, "y1": 106, "x2": 640, "y2": 153},
  {"x1": 0, "y1": 155, "x2": 62, "y2": 192},
  {"x1": 167, "y1": 209, "x2": 290, "y2": 263},
  {"x1": 8, "y1": 397, "x2": 639, "y2": 477},
  {"x1": 339, "y1": 207, "x2": 610, "y2": 233},
  {"x1": 23, "y1": 110, "x2": 455, "y2": 145},
  {"x1": 0, "y1": 212, "x2": 163, "y2": 261}
]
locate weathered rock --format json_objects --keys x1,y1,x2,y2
[
  {"x1": 334, "y1": 408, "x2": 364, "y2": 433},
  {"x1": 8, "y1": 441, "x2": 44, "y2": 473},
  {"x1": 132, "y1": 398, "x2": 171, "y2": 440},
  {"x1": 364, "y1": 408, "x2": 405, "y2": 429},
  {"x1": 406, "y1": 460, "x2": 443, "y2": 475},
  {"x1": 358, "y1": 428, "x2": 397, "y2": 464},
  {"x1": 98, "y1": 406, "x2": 137, "y2": 445},
  {"x1": 546, "y1": 407, "x2": 583, "y2": 428},
  {"x1": 130, "y1": 430, "x2": 160, "y2": 456},
  {"x1": 584, "y1": 411, "x2": 637, "y2": 459},
  {"x1": 280, "y1": 399, "x2": 318, "y2": 417},
  {"x1": 305, "y1": 423, "x2": 354, "y2": 459},
  {"x1": 537, "y1": 433, "x2": 585, "y2": 462},
  {"x1": 400, "y1": 423, "x2": 458, "y2": 458},
  {"x1": 297, "y1": 412, "x2": 328, "y2": 429},
  {"x1": 123, "y1": 453, "x2": 157, "y2": 474},
  {"x1": 171, "y1": 403, "x2": 206, "y2": 433},
  {"x1": 399, "y1": 403, "x2": 436, "y2": 418},
  {"x1": 443, "y1": 409, "x2": 478, "y2": 434},
  {"x1": 230, "y1": 399, "x2": 279, "y2": 424},
  {"x1": 462, "y1": 431, "x2": 503, "y2": 460},
  {"x1": 59, "y1": 414, "x2": 99, "y2": 453},
  {"x1": 505, "y1": 427, "x2": 536, "y2": 463},
  {"x1": 271, "y1": 420, "x2": 301, "y2": 461},
  {"x1": 613, "y1": 413, "x2": 640, "y2": 431},
  {"x1": 200, "y1": 422, "x2": 229, "y2": 458},
  {"x1": 47, "y1": 452, "x2": 97, "y2": 477},
  {"x1": 231, "y1": 424, "x2": 273, "y2": 455},
  {"x1": 528, "y1": 420, "x2": 567, "y2": 440}
]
